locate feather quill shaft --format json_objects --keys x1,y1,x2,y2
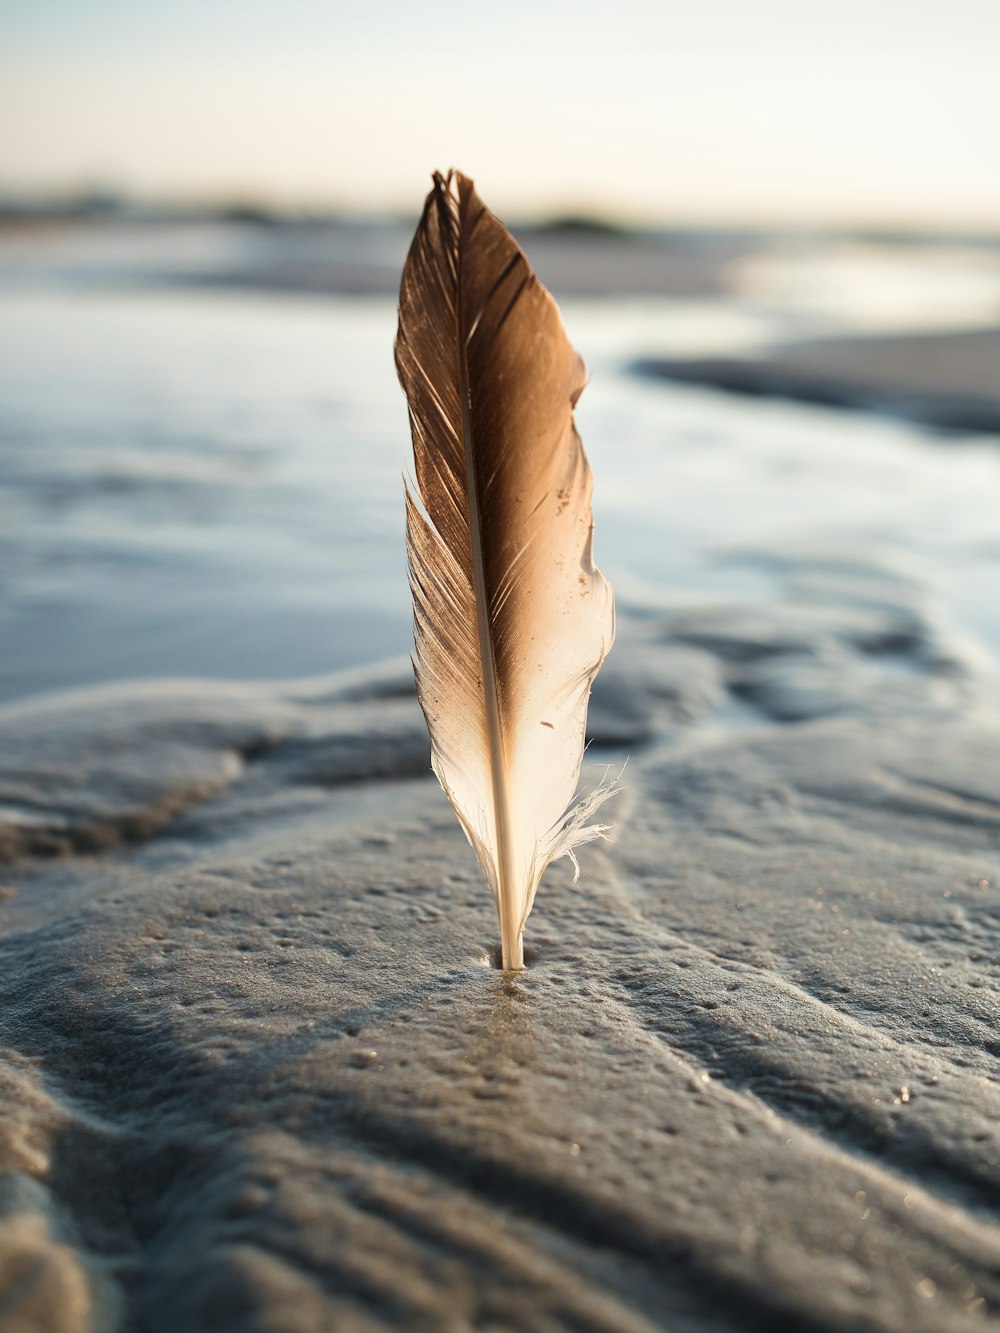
[{"x1": 395, "y1": 170, "x2": 615, "y2": 970}]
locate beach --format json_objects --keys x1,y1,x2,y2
[{"x1": 1, "y1": 220, "x2": 999, "y2": 1330}]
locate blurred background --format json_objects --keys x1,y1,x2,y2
[{"x1": 2, "y1": 0, "x2": 999, "y2": 704}]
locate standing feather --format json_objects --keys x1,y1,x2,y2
[{"x1": 395, "y1": 170, "x2": 615, "y2": 971}]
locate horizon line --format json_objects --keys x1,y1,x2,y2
[{"x1": 2, "y1": 183, "x2": 999, "y2": 242}]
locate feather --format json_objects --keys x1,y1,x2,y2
[{"x1": 395, "y1": 170, "x2": 615, "y2": 971}]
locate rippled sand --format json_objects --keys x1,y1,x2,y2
[{"x1": 1, "y1": 556, "x2": 998, "y2": 1331}]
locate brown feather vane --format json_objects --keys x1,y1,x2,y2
[{"x1": 395, "y1": 170, "x2": 616, "y2": 970}]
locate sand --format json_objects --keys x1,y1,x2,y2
[
  {"x1": 1, "y1": 552, "x2": 998, "y2": 1332},
  {"x1": 633, "y1": 328, "x2": 1000, "y2": 434}
]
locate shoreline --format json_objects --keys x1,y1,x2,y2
[{"x1": 632, "y1": 327, "x2": 1000, "y2": 435}]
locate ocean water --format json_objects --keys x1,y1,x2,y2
[{"x1": 1, "y1": 232, "x2": 998, "y2": 705}]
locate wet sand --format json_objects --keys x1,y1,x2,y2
[
  {"x1": 1, "y1": 557, "x2": 998, "y2": 1332},
  {"x1": 634, "y1": 328, "x2": 1000, "y2": 434}
]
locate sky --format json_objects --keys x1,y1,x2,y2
[{"x1": 2, "y1": 0, "x2": 999, "y2": 227}]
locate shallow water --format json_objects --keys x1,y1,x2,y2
[{"x1": 1, "y1": 277, "x2": 998, "y2": 704}]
